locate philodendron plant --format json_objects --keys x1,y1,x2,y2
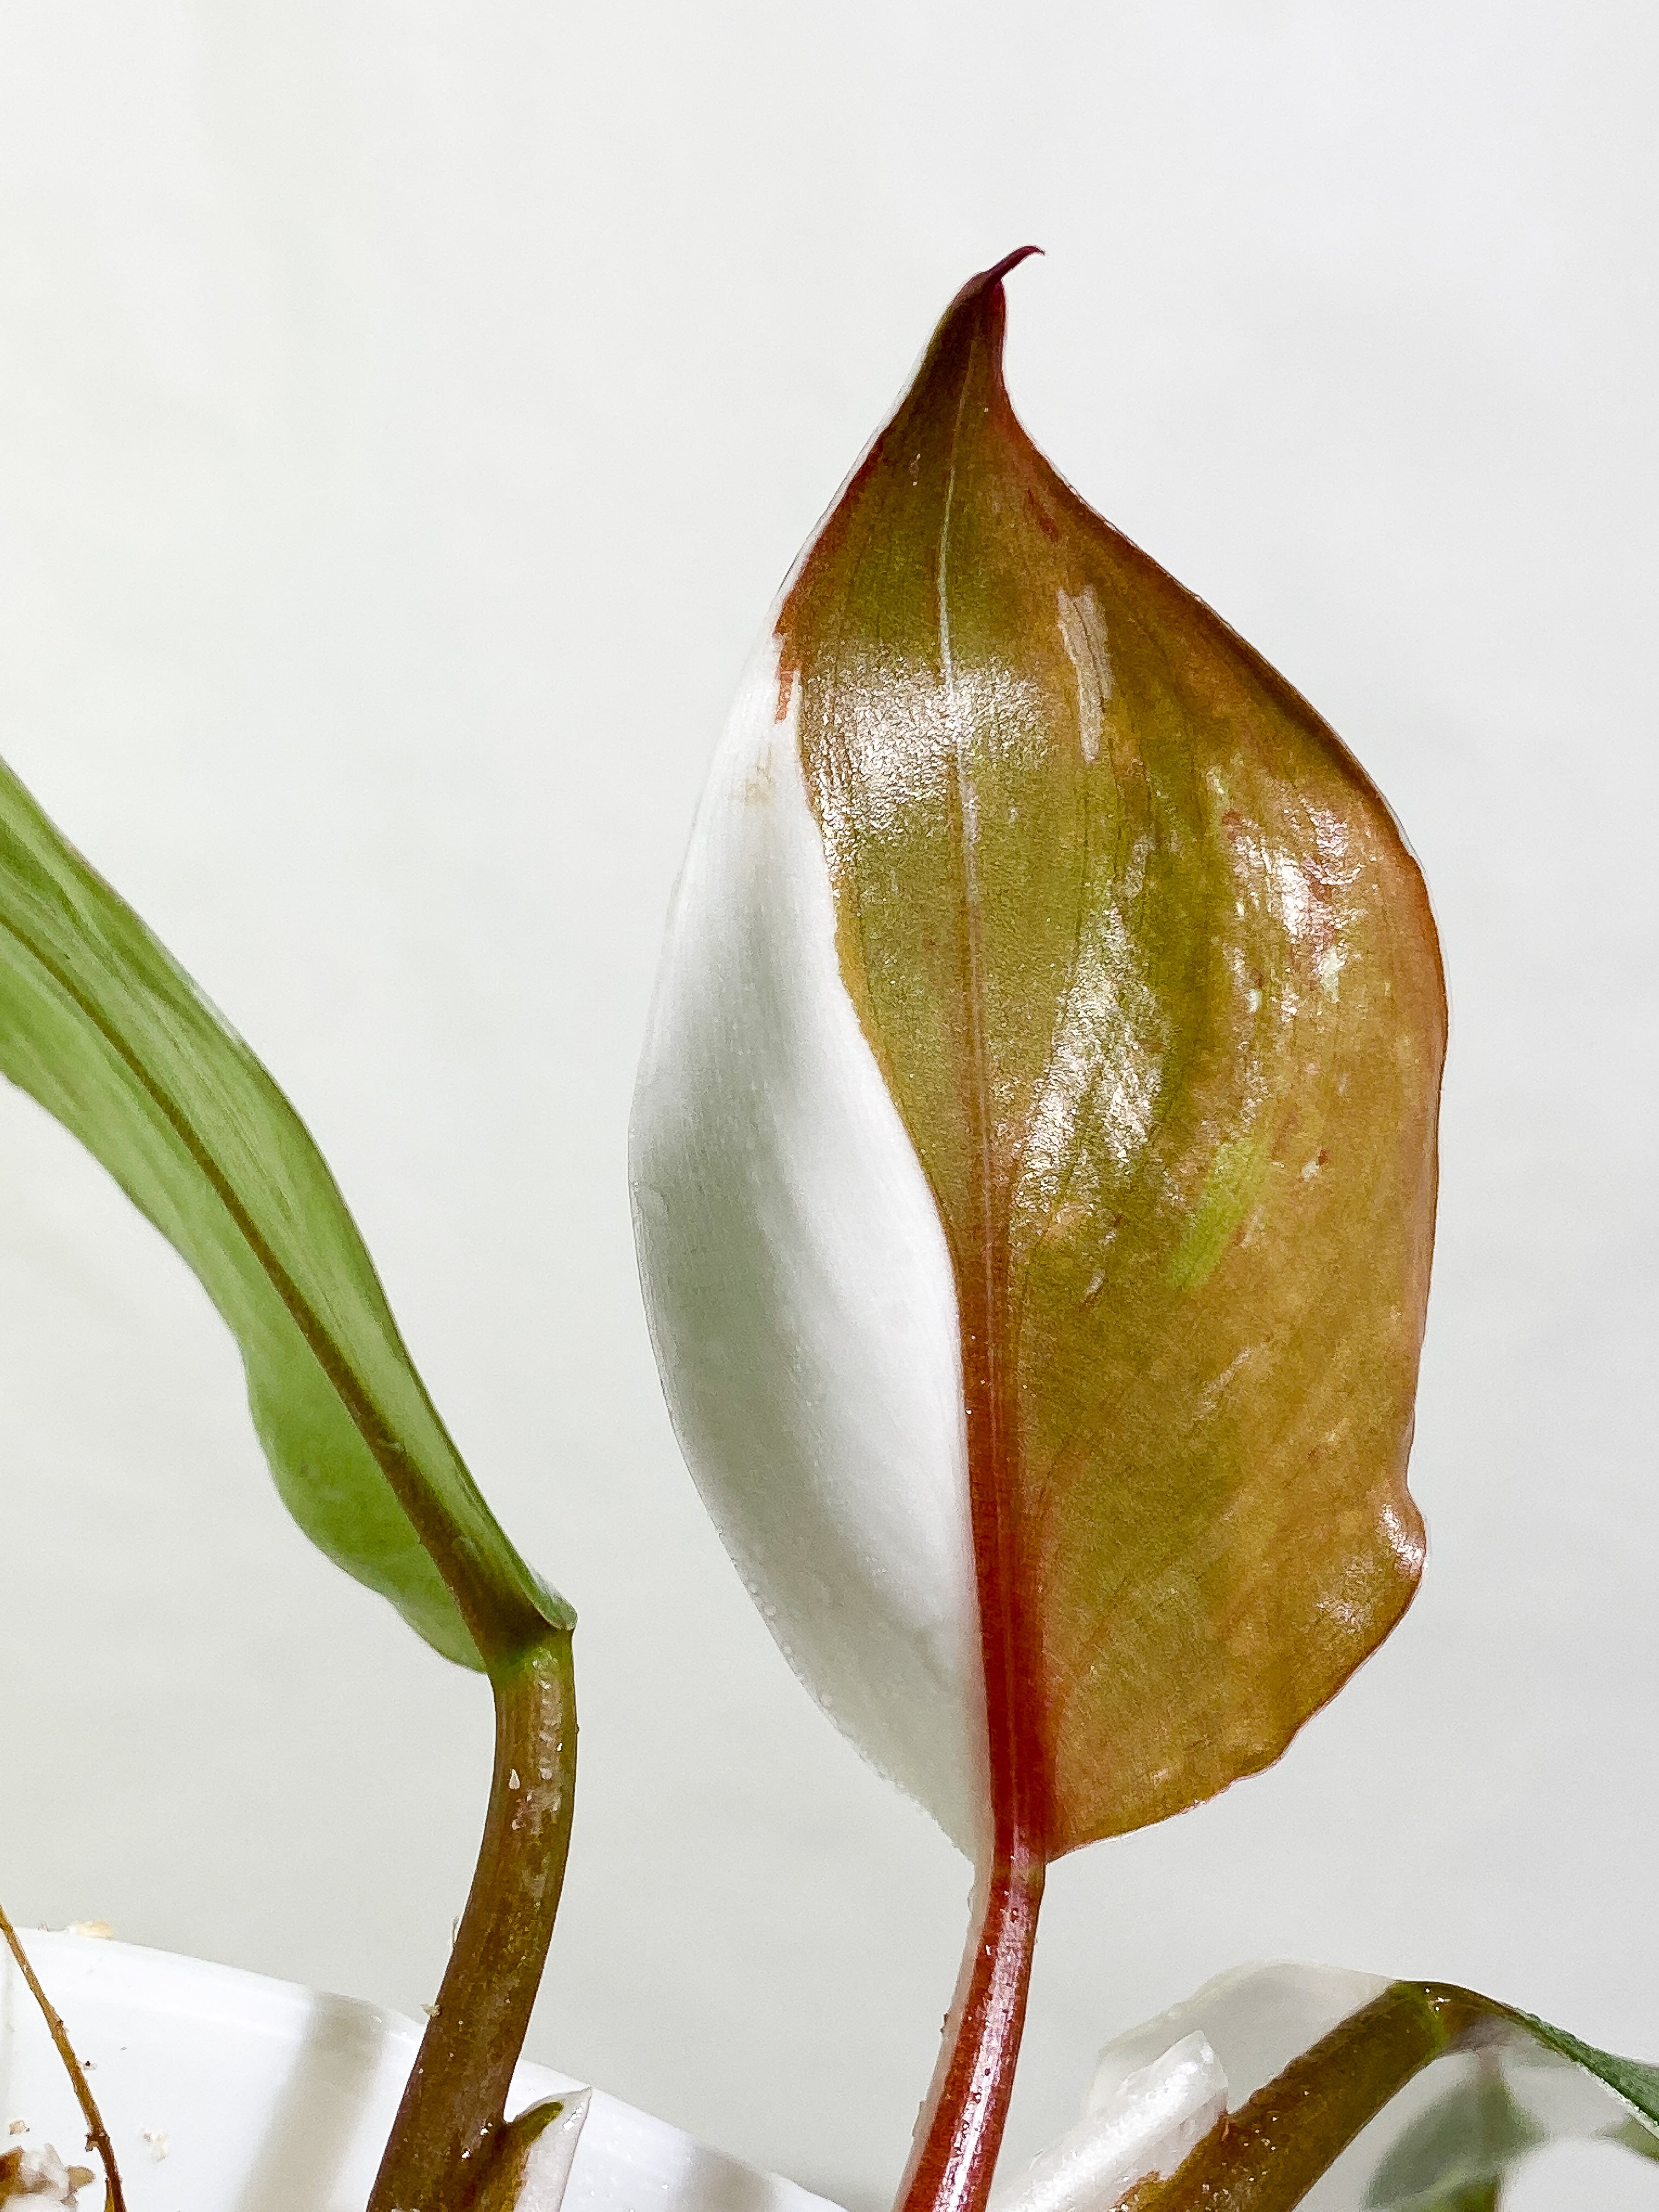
[
  {"x1": 0, "y1": 252, "x2": 1652, "y2": 2212},
  {"x1": 629, "y1": 252, "x2": 1659, "y2": 2212}
]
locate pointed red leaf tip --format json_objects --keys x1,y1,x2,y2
[
  {"x1": 934, "y1": 245, "x2": 1043, "y2": 381},
  {"x1": 958, "y1": 243, "x2": 1044, "y2": 299}
]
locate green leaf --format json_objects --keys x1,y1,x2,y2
[
  {"x1": 1614, "y1": 2120, "x2": 1659, "y2": 2164},
  {"x1": 1506, "y1": 2007, "x2": 1659, "y2": 2136},
  {"x1": 1348, "y1": 1996, "x2": 1659, "y2": 2212},
  {"x1": 1364, "y1": 2066, "x2": 1542, "y2": 2210},
  {"x1": 0, "y1": 753, "x2": 569, "y2": 1666}
]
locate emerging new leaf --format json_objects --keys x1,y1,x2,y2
[
  {"x1": 631, "y1": 255, "x2": 1446, "y2": 1860},
  {"x1": 990, "y1": 1961, "x2": 1659, "y2": 2211}
]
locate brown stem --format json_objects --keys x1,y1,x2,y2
[
  {"x1": 0, "y1": 1904, "x2": 125, "y2": 2212},
  {"x1": 368, "y1": 1631, "x2": 577, "y2": 2212}
]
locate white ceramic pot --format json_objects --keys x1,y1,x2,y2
[{"x1": 0, "y1": 1931, "x2": 840, "y2": 2212}]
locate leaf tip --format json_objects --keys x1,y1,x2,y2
[
  {"x1": 972, "y1": 242, "x2": 1045, "y2": 291},
  {"x1": 939, "y1": 245, "x2": 1043, "y2": 358}
]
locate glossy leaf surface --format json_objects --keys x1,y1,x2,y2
[
  {"x1": 775, "y1": 255, "x2": 1446, "y2": 1853},
  {"x1": 0, "y1": 754, "x2": 567, "y2": 1664}
]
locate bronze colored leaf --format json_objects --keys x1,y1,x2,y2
[{"x1": 775, "y1": 251, "x2": 1445, "y2": 1855}]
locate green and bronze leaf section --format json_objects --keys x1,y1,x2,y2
[{"x1": 776, "y1": 252, "x2": 1447, "y2": 1863}]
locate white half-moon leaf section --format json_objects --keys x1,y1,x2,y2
[{"x1": 630, "y1": 638, "x2": 988, "y2": 1858}]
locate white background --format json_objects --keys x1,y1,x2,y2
[{"x1": 0, "y1": 4, "x2": 1654, "y2": 2206}]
